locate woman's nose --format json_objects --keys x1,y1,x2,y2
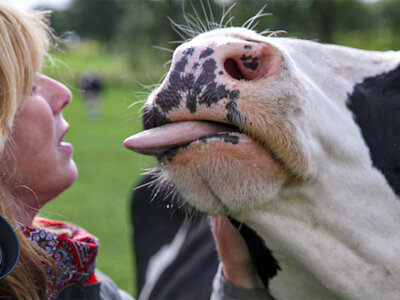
[{"x1": 38, "y1": 74, "x2": 72, "y2": 114}]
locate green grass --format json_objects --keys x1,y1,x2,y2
[{"x1": 40, "y1": 43, "x2": 155, "y2": 297}]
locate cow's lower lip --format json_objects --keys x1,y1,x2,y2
[
  {"x1": 124, "y1": 120, "x2": 291, "y2": 177},
  {"x1": 159, "y1": 132, "x2": 249, "y2": 160},
  {"x1": 124, "y1": 121, "x2": 241, "y2": 156},
  {"x1": 129, "y1": 132, "x2": 244, "y2": 157}
]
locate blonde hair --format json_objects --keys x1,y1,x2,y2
[{"x1": 0, "y1": 5, "x2": 56, "y2": 299}]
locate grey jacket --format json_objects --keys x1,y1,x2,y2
[
  {"x1": 211, "y1": 265, "x2": 274, "y2": 300},
  {"x1": 56, "y1": 267, "x2": 272, "y2": 300},
  {"x1": 56, "y1": 270, "x2": 133, "y2": 300}
]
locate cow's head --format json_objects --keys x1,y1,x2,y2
[
  {"x1": 125, "y1": 27, "x2": 399, "y2": 216},
  {"x1": 125, "y1": 24, "x2": 400, "y2": 299}
]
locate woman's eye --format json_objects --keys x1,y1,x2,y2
[{"x1": 30, "y1": 83, "x2": 38, "y2": 95}]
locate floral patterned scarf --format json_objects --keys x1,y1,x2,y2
[{"x1": 21, "y1": 217, "x2": 99, "y2": 299}]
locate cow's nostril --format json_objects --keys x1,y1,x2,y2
[
  {"x1": 224, "y1": 56, "x2": 265, "y2": 81},
  {"x1": 224, "y1": 58, "x2": 247, "y2": 81}
]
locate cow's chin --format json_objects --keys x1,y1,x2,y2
[{"x1": 159, "y1": 133, "x2": 287, "y2": 215}]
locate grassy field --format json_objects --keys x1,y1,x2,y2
[{"x1": 41, "y1": 43, "x2": 156, "y2": 297}]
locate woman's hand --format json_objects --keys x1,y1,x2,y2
[{"x1": 210, "y1": 216, "x2": 264, "y2": 289}]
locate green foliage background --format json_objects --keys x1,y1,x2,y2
[{"x1": 48, "y1": 0, "x2": 400, "y2": 83}]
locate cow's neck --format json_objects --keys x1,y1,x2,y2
[{"x1": 242, "y1": 161, "x2": 400, "y2": 300}]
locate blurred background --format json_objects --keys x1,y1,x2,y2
[{"x1": 2, "y1": 0, "x2": 399, "y2": 297}]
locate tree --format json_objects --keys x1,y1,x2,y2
[
  {"x1": 380, "y1": 0, "x2": 400, "y2": 47},
  {"x1": 68, "y1": 0, "x2": 123, "y2": 44}
]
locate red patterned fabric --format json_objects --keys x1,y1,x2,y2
[{"x1": 21, "y1": 217, "x2": 100, "y2": 299}]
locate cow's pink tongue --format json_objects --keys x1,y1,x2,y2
[{"x1": 124, "y1": 121, "x2": 236, "y2": 155}]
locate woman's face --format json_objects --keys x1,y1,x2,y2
[{"x1": 4, "y1": 74, "x2": 77, "y2": 209}]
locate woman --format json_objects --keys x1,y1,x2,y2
[
  {"x1": 0, "y1": 5, "x2": 268, "y2": 300},
  {"x1": 0, "y1": 5, "x2": 133, "y2": 299}
]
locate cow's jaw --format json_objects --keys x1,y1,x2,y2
[{"x1": 127, "y1": 28, "x2": 317, "y2": 214}]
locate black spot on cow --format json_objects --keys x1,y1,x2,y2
[
  {"x1": 163, "y1": 147, "x2": 182, "y2": 163},
  {"x1": 155, "y1": 47, "x2": 195, "y2": 113},
  {"x1": 162, "y1": 133, "x2": 240, "y2": 163},
  {"x1": 142, "y1": 105, "x2": 170, "y2": 130},
  {"x1": 347, "y1": 64, "x2": 400, "y2": 196},
  {"x1": 228, "y1": 216, "x2": 281, "y2": 289},
  {"x1": 199, "y1": 47, "x2": 214, "y2": 59},
  {"x1": 154, "y1": 46, "x2": 240, "y2": 115},
  {"x1": 183, "y1": 47, "x2": 195, "y2": 57},
  {"x1": 240, "y1": 54, "x2": 259, "y2": 70},
  {"x1": 229, "y1": 90, "x2": 240, "y2": 101},
  {"x1": 244, "y1": 45, "x2": 252, "y2": 50},
  {"x1": 226, "y1": 101, "x2": 245, "y2": 126}
]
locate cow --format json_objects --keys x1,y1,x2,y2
[{"x1": 124, "y1": 26, "x2": 400, "y2": 300}]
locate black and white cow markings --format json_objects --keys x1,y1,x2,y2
[
  {"x1": 154, "y1": 46, "x2": 240, "y2": 115},
  {"x1": 160, "y1": 132, "x2": 241, "y2": 163},
  {"x1": 199, "y1": 47, "x2": 214, "y2": 59},
  {"x1": 154, "y1": 47, "x2": 195, "y2": 114},
  {"x1": 142, "y1": 105, "x2": 169, "y2": 131},
  {"x1": 200, "y1": 132, "x2": 239, "y2": 145},
  {"x1": 229, "y1": 217, "x2": 281, "y2": 288},
  {"x1": 225, "y1": 100, "x2": 244, "y2": 125},
  {"x1": 347, "y1": 64, "x2": 400, "y2": 196},
  {"x1": 240, "y1": 54, "x2": 260, "y2": 70}
]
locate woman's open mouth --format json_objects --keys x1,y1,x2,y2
[
  {"x1": 124, "y1": 121, "x2": 243, "y2": 157},
  {"x1": 57, "y1": 126, "x2": 74, "y2": 154}
]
